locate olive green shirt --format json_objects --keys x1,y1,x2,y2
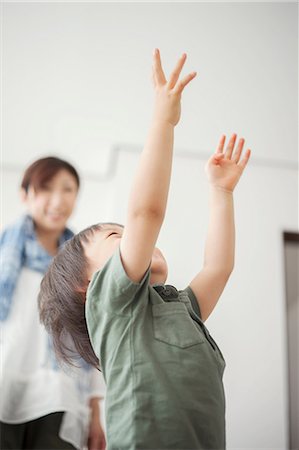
[{"x1": 86, "y1": 248, "x2": 226, "y2": 450}]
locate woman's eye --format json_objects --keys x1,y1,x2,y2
[{"x1": 109, "y1": 232, "x2": 118, "y2": 237}]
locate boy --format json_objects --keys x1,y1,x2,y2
[{"x1": 39, "y1": 49, "x2": 251, "y2": 449}]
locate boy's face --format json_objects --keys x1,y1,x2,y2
[{"x1": 84, "y1": 224, "x2": 168, "y2": 285}]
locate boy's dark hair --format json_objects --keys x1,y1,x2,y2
[
  {"x1": 38, "y1": 223, "x2": 105, "y2": 370},
  {"x1": 21, "y1": 156, "x2": 80, "y2": 192}
]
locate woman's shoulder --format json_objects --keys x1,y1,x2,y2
[{"x1": 0, "y1": 215, "x2": 30, "y2": 244}]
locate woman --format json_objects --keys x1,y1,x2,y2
[{"x1": 0, "y1": 157, "x2": 106, "y2": 450}]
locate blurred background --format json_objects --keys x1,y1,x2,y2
[{"x1": 1, "y1": 2, "x2": 298, "y2": 449}]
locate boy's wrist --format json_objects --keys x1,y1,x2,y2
[
  {"x1": 150, "y1": 120, "x2": 176, "y2": 131},
  {"x1": 209, "y1": 184, "x2": 234, "y2": 195},
  {"x1": 151, "y1": 114, "x2": 176, "y2": 129}
]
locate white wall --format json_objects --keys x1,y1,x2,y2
[{"x1": 1, "y1": 3, "x2": 298, "y2": 449}]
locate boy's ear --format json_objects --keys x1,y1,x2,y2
[
  {"x1": 75, "y1": 284, "x2": 89, "y2": 303},
  {"x1": 75, "y1": 281, "x2": 90, "y2": 294},
  {"x1": 76, "y1": 286, "x2": 87, "y2": 293}
]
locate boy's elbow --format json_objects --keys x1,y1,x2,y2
[
  {"x1": 130, "y1": 206, "x2": 165, "y2": 223},
  {"x1": 227, "y1": 263, "x2": 234, "y2": 276},
  {"x1": 224, "y1": 265, "x2": 234, "y2": 279},
  {"x1": 204, "y1": 265, "x2": 234, "y2": 281},
  {"x1": 220, "y1": 258, "x2": 235, "y2": 277}
]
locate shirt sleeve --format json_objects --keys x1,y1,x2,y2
[
  {"x1": 185, "y1": 286, "x2": 202, "y2": 319},
  {"x1": 86, "y1": 246, "x2": 151, "y2": 317}
]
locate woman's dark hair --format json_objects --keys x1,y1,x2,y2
[
  {"x1": 38, "y1": 223, "x2": 105, "y2": 370},
  {"x1": 21, "y1": 156, "x2": 80, "y2": 192}
]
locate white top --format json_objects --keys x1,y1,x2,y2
[{"x1": 0, "y1": 267, "x2": 106, "y2": 449}]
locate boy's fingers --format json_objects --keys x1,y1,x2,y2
[
  {"x1": 151, "y1": 67, "x2": 157, "y2": 87},
  {"x1": 216, "y1": 135, "x2": 226, "y2": 154},
  {"x1": 168, "y1": 53, "x2": 187, "y2": 89},
  {"x1": 238, "y1": 149, "x2": 251, "y2": 169},
  {"x1": 232, "y1": 138, "x2": 245, "y2": 163},
  {"x1": 153, "y1": 48, "x2": 167, "y2": 85},
  {"x1": 173, "y1": 71, "x2": 197, "y2": 94},
  {"x1": 225, "y1": 133, "x2": 237, "y2": 159}
]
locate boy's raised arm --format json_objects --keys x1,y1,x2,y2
[
  {"x1": 120, "y1": 49, "x2": 196, "y2": 283},
  {"x1": 189, "y1": 134, "x2": 251, "y2": 321}
]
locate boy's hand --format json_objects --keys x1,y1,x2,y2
[
  {"x1": 151, "y1": 48, "x2": 196, "y2": 126},
  {"x1": 205, "y1": 134, "x2": 251, "y2": 192}
]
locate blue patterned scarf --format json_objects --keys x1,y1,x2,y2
[{"x1": 0, "y1": 214, "x2": 73, "y2": 321}]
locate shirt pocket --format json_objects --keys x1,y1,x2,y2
[{"x1": 152, "y1": 303, "x2": 205, "y2": 348}]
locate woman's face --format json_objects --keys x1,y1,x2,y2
[{"x1": 22, "y1": 169, "x2": 79, "y2": 233}]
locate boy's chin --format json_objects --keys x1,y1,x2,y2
[
  {"x1": 149, "y1": 252, "x2": 168, "y2": 285},
  {"x1": 149, "y1": 267, "x2": 168, "y2": 285}
]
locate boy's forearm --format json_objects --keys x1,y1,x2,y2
[
  {"x1": 203, "y1": 185, "x2": 235, "y2": 273},
  {"x1": 127, "y1": 119, "x2": 174, "y2": 219}
]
